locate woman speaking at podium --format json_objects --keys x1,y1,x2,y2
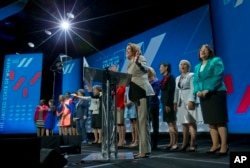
[{"x1": 126, "y1": 42, "x2": 155, "y2": 159}]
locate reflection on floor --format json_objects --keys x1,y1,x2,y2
[{"x1": 65, "y1": 133, "x2": 250, "y2": 168}]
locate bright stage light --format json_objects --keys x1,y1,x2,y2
[
  {"x1": 30, "y1": 1, "x2": 107, "y2": 56},
  {"x1": 60, "y1": 20, "x2": 71, "y2": 30}
]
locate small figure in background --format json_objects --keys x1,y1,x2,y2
[
  {"x1": 44, "y1": 99, "x2": 57, "y2": 136},
  {"x1": 34, "y1": 99, "x2": 49, "y2": 137}
]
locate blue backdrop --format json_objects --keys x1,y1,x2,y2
[
  {"x1": 1, "y1": 1, "x2": 250, "y2": 134},
  {"x1": 62, "y1": 58, "x2": 83, "y2": 94},
  {"x1": 210, "y1": 0, "x2": 250, "y2": 133}
]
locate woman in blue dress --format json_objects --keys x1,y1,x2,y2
[
  {"x1": 45, "y1": 99, "x2": 57, "y2": 136},
  {"x1": 124, "y1": 86, "x2": 138, "y2": 147}
]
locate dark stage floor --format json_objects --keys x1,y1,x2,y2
[
  {"x1": 64, "y1": 133, "x2": 250, "y2": 168},
  {"x1": 1, "y1": 133, "x2": 249, "y2": 167}
]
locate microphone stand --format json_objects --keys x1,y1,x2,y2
[{"x1": 52, "y1": 70, "x2": 56, "y2": 100}]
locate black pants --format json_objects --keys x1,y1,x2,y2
[{"x1": 149, "y1": 104, "x2": 159, "y2": 148}]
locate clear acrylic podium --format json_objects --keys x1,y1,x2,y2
[{"x1": 81, "y1": 67, "x2": 133, "y2": 162}]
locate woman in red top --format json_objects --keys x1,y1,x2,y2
[
  {"x1": 116, "y1": 85, "x2": 126, "y2": 147},
  {"x1": 34, "y1": 99, "x2": 49, "y2": 137},
  {"x1": 110, "y1": 65, "x2": 127, "y2": 147}
]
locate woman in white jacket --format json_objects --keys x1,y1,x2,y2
[{"x1": 174, "y1": 60, "x2": 198, "y2": 152}]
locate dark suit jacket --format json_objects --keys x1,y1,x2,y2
[
  {"x1": 160, "y1": 74, "x2": 176, "y2": 107},
  {"x1": 75, "y1": 98, "x2": 89, "y2": 119}
]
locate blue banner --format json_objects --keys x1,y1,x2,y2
[
  {"x1": 62, "y1": 58, "x2": 83, "y2": 94},
  {"x1": 0, "y1": 53, "x2": 43, "y2": 134},
  {"x1": 210, "y1": 0, "x2": 250, "y2": 133}
]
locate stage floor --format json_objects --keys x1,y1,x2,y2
[{"x1": 64, "y1": 133, "x2": 250, "y2": 168}]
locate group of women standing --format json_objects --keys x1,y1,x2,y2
[
  {"x1": 126, "y1": 43, "x2": 229, "y2": 159},
  {"x1": 34, "y1": 99, "x2": 57, "y2": 137},
  {"x1": 34, "y1": 42, "x2": 229, "y2": 158},
  {"x1": 34, "y1": 92, "x2": 81, "y2": 138}
]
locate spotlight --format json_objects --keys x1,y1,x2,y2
[
  {"x1": 28, "y1": 42, "x2": 35, "y2": 48},
  {"x1": 44, "y1": 29, "x2": 52, "y2": 35},
  {"x1": 66, "y1": 12, "x2": 75, "y2": 19},
  {"x1": 60, "y1": 20, "x2": 70, "y2": 30}
]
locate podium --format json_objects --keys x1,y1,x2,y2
[{"x1": 82, "y1": 67, "x2": 133, "y2": 162}]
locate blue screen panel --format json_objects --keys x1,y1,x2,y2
[
  {"x1": 210, "y1": 0, "x2": 250, "y2": 133},
  {"x1": 0, "y1": 53, "x2": 43, "y2": 134},
  {"x1": 62, "y1": 58, "x2": 82, "y2": 94}
]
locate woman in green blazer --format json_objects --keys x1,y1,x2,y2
[{"x1": 193, "y1": 44, "x2": 228, "y2": 156}]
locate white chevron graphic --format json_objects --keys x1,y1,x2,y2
[
  {"x1": 63, "y1": 63, "x2": 75, "y2": 74},
  {"x1": 234, "y1": 0, "x2": 244, "y2": 7},
  {"x1": 17, "y1": 57, "x2": 33, "y2": 68},
  {"x1": 83, "y1": 56, "x2": 89, "y2": 67},
  {"x1": 144, "y1": 33, "x2": 166, "y2": 66}
]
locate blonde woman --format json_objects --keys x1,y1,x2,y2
[
  {"x1": 126, "y1": 42, "x2": 155, "y2": 159},
  {"x1": 174, "y1": 60, "x2": 197, "y2": 152},
  {"x1": 148, "y1": 67, "x2": 161, "y2": 150},
  {"x1": 124, "y1": 86, "x2": 138, "y2": 148}
]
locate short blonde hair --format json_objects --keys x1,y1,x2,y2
[
  {"x1": 148, "y1": 67, "x2": 156, "y2": 79},
  {"x1": 179, "y1": 59, "x2": 191, "y2": 72}
]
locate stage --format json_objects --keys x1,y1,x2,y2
[
  {"x1": 1, "y1": 133, "x2": 249, "y2": 168},
  {"x1": 69, "y1": 133, "x2": 250, "y2": 168}
]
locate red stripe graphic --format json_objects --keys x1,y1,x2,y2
[
  {"x1": 23, "y1": 87, "x2": 28, "y2": 97},
  {"x1": 9, "y1": 70, "x2": 15, "y2": 80},
  {"x1": 13, "y1": 77, "x2": 25, "y2": 90},
  {"x1": 236, "y1": 86, "x2": 250, "y2": 114},
  {"x1": 224, "y1": 75, "x2": 234, "y2": 94},
  {"x1": 29, "y1": 72, "x2": 41, "y2": 85}
]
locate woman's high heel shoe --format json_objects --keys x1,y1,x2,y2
[
  {"x1": 134, "y1": 153, "x2": 150, "y2": 159},
  {"x1": 170, "y1": 145, "x2": 179, "y2": 150},
  {"x1": 188, "y1": 144, "x2": 198, "y2": 152},
  {"x1": 179, "y1": 143, "x2": 189, "y2": 152},
  {"x1": 129, "y1": 141, "x2": 138, "y2": 148},
  {"x1": 163, "y1": 145, "x2": 172, "y2": 150},
  {"x1": 206, "y1": 147, "x2": 221, "y2": 154},
  {"x1": 217, "y1": 148, "x2": 229, "y2": 156}
]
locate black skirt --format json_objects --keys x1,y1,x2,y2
[{"x1": 200, "y1": 91, "x2": 228, "y2": 124}]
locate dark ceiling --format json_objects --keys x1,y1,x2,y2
[{"x1": 0, "y1": 0, "x2": 210, "y2": 66}]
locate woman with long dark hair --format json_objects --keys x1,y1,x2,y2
[{"x1": 159, "y1": 63, "x2": 178, "y2": 150}]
